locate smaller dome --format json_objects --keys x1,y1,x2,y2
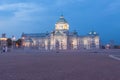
[
  {"x1": 56, "y1": 15, "x2": 68, "y2": 24},
  {"x1": 88, "y1": 31, "x2": 98, "y2": 36},
  {"x1": 73, "y1": 30, "x2": 78, "y2": 35}
]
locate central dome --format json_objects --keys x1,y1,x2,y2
[
  {"x1": 56, "y1": 15, "x2": 68, "y2": 24},
  {"x1": 55, "y1": 15, "x2": 69, "y2": 30}
]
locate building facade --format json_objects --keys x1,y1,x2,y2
[
  {"x1": 21, "y1": 15, "x2": 100, "y2": 50},
  {"x1": 0, "y1": 34, "x2": 7, "y2": 47}
]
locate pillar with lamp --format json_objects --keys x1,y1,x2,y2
[{"x1": 12, "y1": 36, "x2": 16, "y2": 48}]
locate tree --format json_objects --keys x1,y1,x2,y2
[
  {"x1": 114, "y1": 45, "x2": 120, "y2": 49},
  {"x1": 101, "y1": 45, "x2": 105, "y2": 49},
  {"x1": 16, "y1": 39, "x2": 22, "y2": 47},
  {"x1": 7, "y1": 38, "x2": 12, "y2": 47}
]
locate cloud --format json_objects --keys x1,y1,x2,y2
[
  {"x1": 0, "y1": 2, "x2": 47, "y2": 29},
  {"x1": 104, "y1": 0, "x2": 120, "y2": 14},
  {"x1": 0, "y1": 3, "x2": 40, "y2": 11},
  {"x1": 0, "y1": 3, "x2": 46, "y2": 20},
  {"x1": 55, "y1": 0, "x2": 85, "y2": 6},
  {"x1": 0, "y1": 2, "x2": 48, "y2": 37},
  {"x1": 108, "y1": 2, "x2": 120, "y2": 11}
]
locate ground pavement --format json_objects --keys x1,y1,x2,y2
[{"x1": 0, "y1": 49, "x2": 120, "y2": 80}]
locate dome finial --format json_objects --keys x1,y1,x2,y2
[
  {"x1": 60, "y1": 14, "x2": 64, "y2": 18},
  {"x1": 56, "y1": 14, "x2": 67, "y2": 24}
]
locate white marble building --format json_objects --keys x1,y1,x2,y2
[{"x1": 21, "y1": 15, "x2": 100, "y2": 50}]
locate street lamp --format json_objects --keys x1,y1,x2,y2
[{"x1": 12, "y1": 36, "x2": 16, "y2": 48}]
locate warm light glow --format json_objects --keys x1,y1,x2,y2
[
  {"x1": 16, "y1": 43, "x2": 19, "y2": 47},
  {"x1": 63, "y1": 24, "x2": 68, "y2": 29},
  {"x1": 55, "y1": 23, "x2": 69, "y2": 30},
  {"x1": 83, "y1": 38, "x2": 88, "y2": 45},
  {"x1": 0, "y1": 38, "x2": 7, "y2": 41}
]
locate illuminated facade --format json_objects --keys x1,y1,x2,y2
[
  {"x1": 0, "y1": 34, "x2": 7, "y2": 47},
  {"x1": 21, "y1": 15, "x2": 100, "y2": 50}
]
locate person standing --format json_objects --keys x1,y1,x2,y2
[
  {"x1": 5, "y1": 46, "x2": 7, "y2": 52},
  {"x1": 2, "y1": 46, "x2": 5, "y2": 52}
]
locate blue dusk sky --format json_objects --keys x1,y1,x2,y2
[{"x1": 0, "y1": 0, "x2": 120, "y2": 44}]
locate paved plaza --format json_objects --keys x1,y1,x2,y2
[{"x1": 0, "y1": 49, "x2": 120, "y2": 80}]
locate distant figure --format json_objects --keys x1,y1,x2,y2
[
  {"x1": 5, "y1": 46, "x2": 8, "y2": 52},
  {"x1": 2, "y1": 46, "x2": 5, "y2": 52}
]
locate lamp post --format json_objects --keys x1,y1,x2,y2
[{"x1": 12, "y1": 36, "x2": 16, "y2": 49}]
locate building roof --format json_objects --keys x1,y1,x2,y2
[
  {"x1": 22, "y1": 33, "x2": 49, "y2": 38},
  {"x1": 68, "y1": 30, "x2": 78, "y2": 36},
  {"x1": 56, "y1": 15, "x2": 68, "y2": 24},
  {"x1": 53, "y1": 30, "x2": 67, "y2": 36},
  {"x1": 25, "y1": 38, "x2": 33, "y2": 42}
]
